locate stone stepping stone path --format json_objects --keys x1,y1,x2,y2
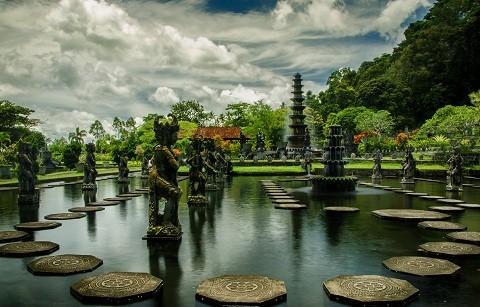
[
  {"x1": 116, "y1": 193, "x2": 142, "y2": 198},
  {"x1": 323, "y1": 275, "x2": 419, "y2": 306},
  {"x1": 267, "y1": 192, "x2": 290, "y2": 196},
  {"x1": 89, "y1": 200, "x2": 120, "y2": 206},
  {"x1": 129, "y1": 190, "x2": 148, "y2": 195},
  {"x1": 0, "y1": 230, "x2": 30, "y2": 243},
  {"x1": 324, "y1": 207, "x2": 360, "y2": 213},
  {"x1": 428, "y1": 206, "x2": 465, "y2": 213},
  {"x1": 419, "y1": 195, "x2": 445, "y2": 200},
  {"x1": 71, "y1": 272, "x2": 163, "y2": 304},
  {"x1": 0, "y1": 186, "x2": 18, "y2": 191},
  {"x1": 372, "y1": 185, "x2": 390, "y2": 189},
  {"x1": 462, "y1": 183, "x2": 474, "y2": 187},
  {"x1": 406, "y1": 192, "x2": 429, "y2": 196},
  {"x1": 44, "y1": 213, "x2": 86, "y2": 220},
  {"x1": 47, "y1": 182, "x2": 66, "y2": 187},
  {"x1": 418, "y1": 242, "x2": 480, "y2": 257},
  {"x1": 383, "y1": 187, "x2": 403, "y2": 191},
  {"x1": 0, "y1": 241, "x2": 59, "y2": 257},
  {"x1": 372, "y1": 209, "x2": 450, "y2": 221},
  {"x1": 69, "y1": 207, "x2": 105, "y2": 213},
  {"x1": 437, "y1": 198, "x2": 465, "y2": 204},
  {"x1": 196, "y1": 275, "x2": 286, "y2": 306},
  {"x1": 455, "y1": 203, "x2": 480, "y2": 209},
  {"x1": 28, "y1": 254, "x2": 103, "y2": 276},
  {"x1": 383, "y1": 256, "x2": 460, "y2": 276},
  {"x1": 14, "y1": 221, "x2": 62, "y2": 231},
  {"x1": 393, "y1": 189, "x2": 414, "y2": 193},
  {"x1": 418, "y1": 221, "x2": 467, "y2": 231},
  {"x1": 274, "y1": 203, "x2": 307, "y2": 210},
  {"x1": 135, "y1": 188, "x2": 149, "y2": 192},
  {"x1": 447, "y1": 232, "x2": 480, "y2": 245},
  {"x1": 104, "y1": 197, "x2": 131, "y2": 202},
  {"x1": 271, "y1": 199, "x2": 299, "y2": 204}
]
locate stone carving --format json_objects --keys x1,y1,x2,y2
[
  {"x1": 401, "y1": 148, "x2": 416, "y2": 184},
  {"x1": 27, "y1": 254, "x2": 103, "y2": 275},
  {"x1": 187, "y1": 136, "x2": 208, "y2": 206},
  {"x1": 14, "y1": 221, "x2": 61, "y2": 231},
  {"x1": 447, "y1": 231, "x2": 480, "y2": 245},
  {"x1": 371, "y1": 149, "x2": 382, "y2": 180},
  {"x1": 239, "y1": 131, "x2": 247, "y2": 157},
  {"x1": 372, "y1": 209, "x2": 450, "y2": 221},
  {"x1": 82, "y1": 143, "x2": 97, "y2": 190},
  {"x1": 117, "y1": 155, "x2": 129, "y2": 183},
  {"x1": 383, "y1": 256, "x2": 460, "y2": 276},
  {"x1": 204, "y1": 139, "x2": 218, "y2": 190},
  {"x1": 0, "y1": 230, "x2": 30, "y2": 243},
  {"x1": 255, "y1": 132, "x2": 265, "y2": 160},
  {"x1": 446, "y1": 146, "x2": 463, "y2": 191},
  {"x1": 44, "y1": 212, "x2": 86, "y2": 220},
  {"x1": 303, "y1": 127, "x2": 311, "y2": 153},
  {"x1": 418, "y1": 241, "x2": 480, "y2": 256},
  {"x1": 141, "y1": 154, "x2": 150, "y2": 178},
  {"x1": 303, "y1": 150, "x2": 313, "y2": 176},
  {"x1": 17, "y1": 142, "x2": 39, "y2": 204},
  {"x1": 417, "y1": 221, "x2": 466, "y2": 231},
  {"x1": 145, "y1": 114, "x2": 182, "y2": 240},
  {"x1": 0, "y1": 241, "x2": 59, "y2": 257}
]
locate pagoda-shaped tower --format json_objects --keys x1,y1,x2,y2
[{"x1": 287, "y1": 73, "x2": 307, "y2": 153}]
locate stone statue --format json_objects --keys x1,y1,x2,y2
[
  {"x1": 303, "y1": 127, "x2": 311, "y2": 153},
  {"x1": 82, "y1": 143, "x2": 97, "y2": 190},
  {"x1": 214, "y1": 145, "x2": 227, "y2": 183},
  {"x1": 118, "y1": 155, "x2": 129, "y2": 183},
  {"x1": 401, "y1": 148, "x2": 416, "y2": 184},
  {"x1": 446, "y1": 146, "x2": 463, "y2": 191},
  {"x1": 187, "y1": 136, "x2": 208, "y2": 206},
  {"x1": 303, "y1": 149, "x2": 313, "y2": 176},
  {"x1": 204, "y1": 139, "x2": 218, "y2": 190},
  {"x1": 145, "y1": 114, "x2": 182, "y2": 240},
  {"x1": 141, "y1": 154, "x2": 150, "y2": 178},
  {"x1": 239, "y1": 131, "x2": 247, "y2": 157},
  {"x1": 372, "y1": 149, "x2": 382, "y2": 180},
  {"x1": 256, "y1": 132, "x2": 265, "y2": 160},
  {"x1": 17, "y1": 142, "x2": 39, "y2": 204}
]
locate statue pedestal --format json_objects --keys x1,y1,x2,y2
[
  {"x1": 206, "y1": 183, "x2": 218, "y2": 191},
  {"x1": 18, "y1": 189, "x2": 40, "y2": 205},
  {"x1": 187, "y1": 195, "x2": 208, "y2": 206},
  {"x1": 82, "y1": 183, "x2": 97, "y2": 190},
  {"x1": 143, "y1": 224, "x2": 182, "y2": 241},
  {"x1": 117, "y1": 177, "x2": 130, "y2": 183},
  {"x1": 401, "y1": 178, "x2": 415, "y2": 184}
]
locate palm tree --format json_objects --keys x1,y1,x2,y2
[{"x1": 69, "y1": 127, "x2": 87, "y2": 144}]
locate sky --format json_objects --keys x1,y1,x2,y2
[{"x1": 0, "y1": 0, "x2": 435, "y2": 139}]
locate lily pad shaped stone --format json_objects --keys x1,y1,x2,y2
[
  {"x1": 383, "y1": 256, "x2": 460, "y2": 276},
  {"x1": 28, "y1": 254, "x2": 103, "y2": 275},
  {"x1": 372, "y1": 209, "x2": 450, "y2": 221},
  {"x1": 446, "y1": 232, "x2": 480, "y2": 245},
  {"x1": 418, "y1": 242, "x2": 480, "y2": 257},
  {"x1": 418, "y1": 221, "x2": 467, "y2": 231}
]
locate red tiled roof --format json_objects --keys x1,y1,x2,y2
[{"x1": 194, "y1": 127, "x2": 246, "y2": 140}]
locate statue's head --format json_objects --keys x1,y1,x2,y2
[
  {"x1": 18, "y1": 141, "x2": 31, "y2": 155},
  {"x1": 86, "y1": 143, "x2": 95, "y2": 153},
  {"x1": 191, "y1": 134, "x2": 204, "y2": 153},
  {"x1": 154, "y1": 114, "x2": 179, "y2": 146}
]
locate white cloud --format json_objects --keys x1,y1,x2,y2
[{"x1": 149, "y1": 87, "x2": 180, "y2": 106}]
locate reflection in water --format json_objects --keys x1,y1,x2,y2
[
  {"x1": 148, "y1": 241, "x2": 182, "y2": 307},
  {"x1": 207, "y1": 190, "x2": 223, "y2": 230},
  {"x1": 118, "y1": 183, "x2": 130, "y2": 220},
  {"x1": 446, "y1": 190, "x2": 462, "y2": 200},
  {"x1": 324, "y1": 214, "x2": 346, "y2": 246},
  {"x1": 83, "y1": 190, "x2": 98, "y2": 238},
  {"x1": 119, "y1": 182, "x2": 130, "y2": 194},
  {"x1": 402, "y1": 194, "x2": 413, "y2": 209},
  {"x1": 64, "y1": 184, "x2": 82, "y2": 199},
  {"x1": 189, "y1": 206, "x2": 206, "y2": 271},
  {"x1": 18, "y1": 204, "x2": 39, "y2": 241}
]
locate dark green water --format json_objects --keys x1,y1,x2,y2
[{"x1": 0, "y1": 176, "x2": 479, "y2": 307}]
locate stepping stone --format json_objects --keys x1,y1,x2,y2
[
  {"x1": 462, "y1": 183, "x2": 474, "y2": 187},
  {"x1": 383, "y1": 256, "x2": 460, "y2": 276},
  {"x1": 372, "y1": 185, "x2": 389, "y2": 189},
  {"x1": 89, "y1": 200, "x2": 120, "y2": 206},
  {"x1": 71, "y1": 272, "x2": 163, "y2": 304},
  {"x1": 269, "y1": 196, "x2": 294, "y2": 200},
  {"x1": 0, "y1": 230, "x2": 30, "y2": 243},
  {"x1": 267, "y1": 193, "x2": 290, "y2": 196},
  {"x1": 447, "y1": 232, "x2": 480, "y2": 245},
  {"x1": 437, "y1": 198, "x2": 465, "y2": 204},
  {"x1": 372, "y1": 209, "x2": 450, "y2": 221},
  {"x1": 324, "y1": 207, "x2": 360, "y2": 213},
  {"x1": 0, "y1": 241, "x2": 59, "y2": 257},
  {"x1": 196, "y1": 275, "x2": 286, "y2": 306},
  {"x1": 428, "y1": 206, "x2": 465, "y2": 213},
  {"x1": 104, "y1": 197, "x2": 131, "y2": 202},
  {"x1": 129, "y1": 190, "x2": 148, "y2": 195},
  {"x1": 393, "y1": 189, "x2": 414, "y2": 193},
  {"x1": 406, "y1": 192, "x2": 429, "y2": 196},
  {"x1": 419, "y1": 195, "x2": 445, "y2": 200},
  {"x1": 116, "y1": 193, "x2": 141, "y2": 198},
  {"x1": 274, "y1": 203, "x2": 307, "y2": 210},
  {"x1": 69, "y1": 207, "x2": 105, "y2": 213},
  {"x1": 383, "y1": 187, "x2": 402, "y2": 191},
  {"x1": 44, "y1": 213, "x2": 86, "y2": 220},
  {"x1": 135, "y1": 188, "x2": 149, "y2": 192},
  {"x1": 323, "y1": 275, "x2": 419, "y2": 306},
  {"x1": 271, "y1": 199, "x2": 299, "y2": 204},
  {"x1": 28, "y1": 254, "x2": 103, "y2": 275},
  {"x1": 418, "y1": 221, "x2": 467, "y2": 231},
  {"x1": 14, "y1": 221, "x2": 62, "y2": 231},
  {"x1": 455, "y1": 203, "x2": 480, "y2": 209},
  {"x1": 418, "y1": 242, "x2": 480, "y2": 257}
]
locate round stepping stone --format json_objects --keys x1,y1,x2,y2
[
  {"x1": 267, "y1": 193, "x2": 290, "y2": 196},
  {"x1": 14, "y1": 221, "x2": 62, "y2": 231},
  {"x1": 104, "y1": 197, "x2": 132, "y2": 202},
  {"x1": 28, "y1": 254, "x2": 103, "y2": 275},
  {"x1": 419, "y1": 195, "x2": 445, "y2": 200},
  {"x1": 383, "y1": 187, "x2": 402, "y2": 191},
  {"x1": 0, "y1": 230, "x2": 30, "y2": 243},
  {"x1": 324, "y1": 207, "x2": 360, "y2": 213},
  {"x1": 69, "y1": 207, "x2": 105, "y2": 212},
  {"x1": 437, "y1": 198, "x2": 465, "y2": 204},
  {"x1": 116, "y1": 193, "x2": 141, "y2": 198},
  {"x1": 44, "y1": 213, "x2": 86, "y2": 220},
  {"x1": 418, "y1": 221, "x2": 467, "y2": 231},
  {"x1": 71, "y1": 272, "x2": 163, "y2": 304},
  {"x1": 393, "y1": 189, "x2": 414, "y2": 193},
  {"x1": 135, "y1": 188, "x2": 149, "y2": 192},
  {"x1": 323, "y1": 275, "x2": 419, "y2": 306},
  {"x1": 428, "y1": 206, "x2": 465, "y2": 213},
  {"x1": 406, "y1": 192, "x2": 428, "y2": 196},
  {"x1": 372, "y1": 185, "x2": 389, "y2": 189},
  {"x1": 0, "y1": 241, "x2": 59, "y2": 257},
  {"x1": 418, "y1": 242, "x2": 480, "y2": 257},
  {"x1": 269, "y1": 197, "x2": 294, "y2": 201},
  {"x1": 271, "y1": 199, "x2": 299, "y2": 204},
  {"x1": 455, "y1": 203, "x2": 480, "y2": 209},
  {"x1": 196, "y1": 275, "x2": 287, "y2": 306},
  {"x1": 129, "y1": 190, "x2": 148, "y2": 195},
  {"x1": 383, "y1": 256, "x2": 460, "y2": 276},
  {"x1": 447, "y1": 232, "x2": 480, "y2": 245},
  {"x1": 89, "y1": 200, "x2": 120, "y2": 206},
  {"x1": 372, "y1": 209, "x2": 450, "y2": 221},
  {"x1": 274, "y1": 203, "x2": 307, "y2": 210}
]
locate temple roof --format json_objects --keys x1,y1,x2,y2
[{"x1": 194, "y1": 126, "x2": 246, "y2": 140}]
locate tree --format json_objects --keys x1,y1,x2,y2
[
  {"x1": 355, "y1": 110, "x2": 395, "y2": 136},
  {"x1": 89, "y1": 120, "x2": 106, "y2": 140},
  {"x1": 0, "y1": 100, "x2": 40, "y2": 132},
  {"x1": 68, "y1": 127, "x2": 87, "y2": 144},
  {"x1": 62, "y1": 142, "x2": 82, "y2": 169},
  {"x1": 223, "y1": 102, "x2": 251, "y2": 127},
  {"x1": 112, "y1": 117, "x2": 124, "y2": 138},
  {"x1": 170, "y1": 100, "x2": 213, "y2": 126},
  {"x1": 242, "y1": 101, "x2": 287, "y2": 148}
]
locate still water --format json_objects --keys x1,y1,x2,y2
[{"x1": 0, "y1": 176, "x2": 479, "y2": 307}]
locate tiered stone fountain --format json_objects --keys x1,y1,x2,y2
[{"x1": 311, "y1": 125, "x2": 357, "y2": 195}]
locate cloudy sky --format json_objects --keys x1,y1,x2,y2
[{"x1": 0, "y1": 0, "x2": 435, "y2": 139}]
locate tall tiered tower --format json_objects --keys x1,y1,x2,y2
[{"x1": 287, "y1": 73, "x2": 307, "y2": 152}]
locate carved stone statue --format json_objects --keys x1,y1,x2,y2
[
  {"x1": 187, "y1": 136, "x2": 208, "y2": 206},
  {"x1": 145, "y1": 114, "x2": 182, "y2": 240},
  {"x1": 239, "y1": 131, "x2": 247, "y2": 157},
  {"x1": 203, "y1": 139, "x2": 218, "y2": 190},
  {"x1": 141, "y1": 154, "x2": 149, "y2": 178},
  {"x1": 303, "y1": 149, "x2": 313, "y2": 176},
  {"x1": 446, "y1": 146, "x2": 463, "y2": 191},
  {"x1": 256, "y1": 132, "x2": 265, "y2": 160},
  {"x1": 372, "y1": 149, "x2": 382, "y2": 180},
  {"x1": 17, "y1": 142, "x2": 39, "y2": 204},
  {"x1": 82, "y1": 143, "x2": 97, "y2": 190},
  {"x1": 401, "y1": 148, "x2": 416, "y2": 184},
  {"x1": 117, "y1": 155, "x2": 129, "y2": 183},
  {"x1": 303, "y1": 127, "x2": 311, "y2": 153}
]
